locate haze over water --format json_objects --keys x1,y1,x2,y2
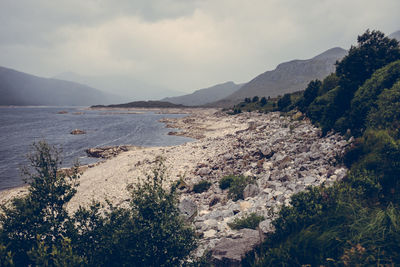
[{"x1": 0, "y1": 107, "x2": 192, "y2": 190}]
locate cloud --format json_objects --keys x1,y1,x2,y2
[{"x1": 0, "y1": 0, "x2": 399, "y2": 92}]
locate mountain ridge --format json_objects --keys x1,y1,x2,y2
[
  {"x1": 162, "y1": 81, "x2": 242, "y2": 106},
  {"x1": 212, "y1": 47, "x2": 348, "y2": 107},
  {"x1": 0, "y1": 66, "x2": 119, "y2": 106}
]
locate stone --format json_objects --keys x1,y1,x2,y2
[
  {"x1": 179, "y1": 198, "x2": 197, "y2": 221},
  {"x1": 243, "y1": 184, "x2": 260, "y2": 199},
  {"x1": 204, "y1": 229, "x2": 217, "y2": 239},
  {"x1": 259, "y1": 146, "x2": 274, "y2": 158},
  {"x1": 304, "y1": 176, "x2": 316, "y2": 185},
  {"x1": 210, "y1": 229, "x2": 261, "y2": 266},
  {"x1": 198, "y1": 167, "x2": 211, "y2": 176},
  {"x1": 70, "y1": 129, "x2": 86, "y2": 135},
  {"x1": 85, "y1": 146, "x2": 130, "y2": 159}
]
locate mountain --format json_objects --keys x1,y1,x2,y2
[
  {"x1": 162, "y1": 81, "x2": 242, "y2": 106},
  {"x1": 54, "y1": 72, "x2": 183, "y2": 101},
  {"x1": 0, "y1": 66, "x2": 119, "y2": 106},
  {"x1": 215, "y1": 47, "x2": 348, "y2": 107},
  {"x1": 389, "y1": 30, "x2": 400, "y2": 41}
]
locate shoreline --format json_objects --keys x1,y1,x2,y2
[{"x1": 0, "y1": 108, "x2": 351, "y2": 260}]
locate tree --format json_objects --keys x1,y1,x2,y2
[
  {"x1": 252, "y1": 96, "x2": 259, "y2": 102},
  {"x1": 299, "y1": 80, "x2": 322, "y2": 111},
  {"x1": 244, "y1": 97, "x2": 251, "y2": 103},
  {"x1": 333, "y1": 30, "x2": 400, "y2": 125},
  {"x1": 277, "y1": 93, "x2": 291, "y2": 111},
  {"x1": 260, "y1": 97, "x2": 267, "y2": 106},
  {"x1": 0, "y1": 141, "x2": 81, "y2": 266},
  {"x1": 72, "y1": 161, "x2": 197, "y2": 266}
]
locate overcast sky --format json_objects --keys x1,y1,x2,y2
[{"x1": 0, "y1": 0, "x2": 399, "y2": 92}]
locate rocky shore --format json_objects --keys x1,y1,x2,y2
[{"x1": 0, "y1": 108, "x2": 351, "y2": 264}]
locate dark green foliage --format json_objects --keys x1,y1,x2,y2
[
  {"x1": 367, "y1": 81, "x2": 400, "y2": 134},
  {"x1": 228, "y1": 213, "x2": 264, "y2": 230},
  {"x1": 192, "y1": 180, "x2": 212, "y2": 193},
  {"x1": 252, "y1": 96, "x2": 259, "y2": 102},
  {"x1": 219, "y1": 175, "x2": 255, "y2": 201},
  {"x1": 219, "y1": 175, "x2": 235, "y2": 190},
  {"x1": 0, "y1": 142, "x2": 197, "y2": 266},
  {"x1": 260, "y1": 97, "x2": 267, "y2": 106},
  {"x1": 350, "y1": 60, "x2": 400, "y2": 135},
  {"x1": 319, "y1": 73, "x2": 339, "y2": 95},
  {"x1": 0, "y1": 141, "x2": 80, "y2": 266},
  {"x1": 277, "y1": 93, "x2": 291, "y2": 111},
  {"x1": 244, "y1": 97, "x2": 251, "y2": 103},
  {"x1": 298, "y1": 80, "x2": 322, "y2": 112}
]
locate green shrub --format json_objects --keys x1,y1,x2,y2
[
  {"x1": 219, "y1": 175, "x2": 235, "y2": 190},
  {"x1": 219, "y1": 175, "x2": 255, "y2": 201},
  {"x1": 192, "y1": 180, "x2": 212, "y2": 193},
  {"x1": 228, "y1": 213, "x2": 265, "y2": 230}
]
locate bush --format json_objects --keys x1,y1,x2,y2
[
  {"x1": 0, "y1": 141, "x2": 81, "y2": 266},
  {"x1": 192, "y1": 180, "x2": 212, "y2": 193},
  {"x1": 228, "y1": 213, "x2": 265, "y2": 230},
  {"x1": 219, "y1": 175, "x2": 255, "y2": 200},
  {"x1": 0, "y1": 143, "x2": 198, "y2": 266},
  {"x1": 277, "y1": 93, "x2": 291, "y2": 111},
  {"x1": 219, "y1": 175, "x2": 235, "y2": 190}
]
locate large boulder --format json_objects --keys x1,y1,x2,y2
[
  {"x1": 210, "y1": 229, "x2": 261, "y2": 266},
  {"x1": 178, "y1": 198, "x2": 197, "y2": 221},
  {"x1": 243, "y1": 184, "x2": 260, "y2": 199}
]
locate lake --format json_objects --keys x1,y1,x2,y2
[{"x1": 0, "y1": 107, "x2": 193, "y2": 190}]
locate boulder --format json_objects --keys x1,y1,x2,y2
[
  {"x1": 210, "y1": 229, "x2": 261, "y2": 266},
  {"x1": 85, "y1": 146, "x2": 130, "y2": 159},
  {"x1": 178, "y1": 198, "x2": 197, "y2": 221},
  {"x1": 70, "y1": 129, "x2": 86, "y2": 135},
  {"x1": 259, "y1": 146, "x2": 274, "y2": 159},
  {"x1": 243, "y1": 184, "x2": 260, "y2": 199},
  {"x1": 198, "y1": 167, "x2": 211, "y2": 176}
]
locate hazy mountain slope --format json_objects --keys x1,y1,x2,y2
[
  {"x1": 0, "y1": 66, "x2": 117, "y2": 106},
  {"x1": 216, "y1": 47, "x2": 347, "y2": 106},
  {"x1": 162, "y1": 81, "x2": 242, "y2": 106},
  {"x1": 54, "y1": 72, "x2": 183, "y2": 101},
  {"x1": 389, "y1": 30, "x2": 400, "y2": 41}
]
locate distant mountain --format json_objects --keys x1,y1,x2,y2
[
  {"x1": 162, "y1": 81, "x2": 242, "y2": 106},
  {"x1": 0, "y1": 66, "x2": 118, "y2": 106},
  {"x1": 54, "y1": 72, "x2": 183, "y2": 101},
  {"x1": 389, "y1": 30, "x2": 400, "y2": 41},
  {"x1": 91, "y1": 101, "x2": 187, "y2": 109},
  {"x1": 215, "y1": 47, "x2": 348, "y2": 107}
]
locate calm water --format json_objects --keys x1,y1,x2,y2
[{"x1": 0, "y1": 107, "x2": 193, "y2": 190}]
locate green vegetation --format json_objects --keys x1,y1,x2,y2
[
  {"x1": 228, "y1": 213, "x2": 265, "y2": 230},
  {"x1": 229, "y1": 92, "x2": 303, "y2": 114},
  {"x1": 192, "y1": 180, "x2": 212, "y2": 193},
  {"x1": 243, "y1": 29, "x2": 400, "y2": 266},
  {"x1": 219, "y1": 175, "x2": 255, "y2": 201},
  {"x1": 0, "y1": 142, "x2": 197, "y2": 266}
]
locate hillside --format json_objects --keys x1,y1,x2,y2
[
  {"x1": 214, "y1": 47, "x2": 347, "y2": 107},
  {"x1": 162, "y1": 81, "x2": 242, "y2": 106},
  {"x1": 0, "y1": 66, "x2": 118, "y2": 106},
  {"x1": 54, "y1": 72, "x2": 183, "y2": 101}
]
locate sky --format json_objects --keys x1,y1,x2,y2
[{"x1": 0, "y1": 0, "x2": 399, "y2": 93}]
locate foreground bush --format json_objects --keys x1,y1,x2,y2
[{"x1": 0, "y1": 142, "x2": 197, "y2": 266}]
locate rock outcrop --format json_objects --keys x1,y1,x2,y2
[
  {"x1": 85, "y1": 146, "x2": 132, "y2": 159},
  {"x1": 70, "y1": 129, "x2": 86, "y2": 135}
]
